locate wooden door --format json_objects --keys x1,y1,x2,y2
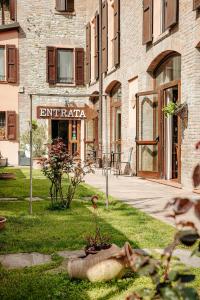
[
  {"x1": 68, "y1": 120, "x2": 81, "y2": 156},
  {"x1": 136, "y1": 91, "x2": 161, "y2": 178}
]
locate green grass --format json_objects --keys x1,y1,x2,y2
[{"x1": 0, "y1": 168, "x2": 199, "y2": 300}]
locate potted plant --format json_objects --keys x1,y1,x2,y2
[
  {"x1": 21, "y1": 121, "x2": 47, "y2": 169},
  {"x1": 84, "y1": 196, "x2": 111, "y2": 255}
]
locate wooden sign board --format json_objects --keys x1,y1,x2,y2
[{"x1": 37, "y1": 106, "x2": 87, "y2": 119}]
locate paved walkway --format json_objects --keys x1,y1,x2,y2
[{"x1": 85, "y1": 170, "x2": 199, "y2": 226}]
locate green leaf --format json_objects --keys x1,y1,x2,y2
[
  {"x1": 168, "y1": 270, "x2": 178, "y2": 282},
  {"x1": 177, "y1": 287, "x2": 200, "y2": 300},
  {"x1": 160, "y1": 287, "x2": 180, "y2": 300}
]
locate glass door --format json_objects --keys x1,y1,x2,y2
[
  {"x1": 68, "y1": 120, "x2": 81, "y2": 156},
  {"x1": 136, "y1": 91, "x2": 161, "y2": 178}
]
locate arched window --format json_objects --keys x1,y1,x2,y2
[{"x1": 155, "y1": 55, "x2": 181, "y2": 87}]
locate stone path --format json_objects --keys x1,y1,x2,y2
[
  {"x1": 0, "y1": 197, "x2": 43, "y2": 202},
  {"x1": 85, "y1": 170, "x2": 199, "y2": 226},
  {"x1": 0, "y1": 253, "x2": 51, "y2": 269}
]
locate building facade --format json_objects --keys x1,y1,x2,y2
[{"x1": 0, "y1": 0, "x2": 200, "y2": 188}]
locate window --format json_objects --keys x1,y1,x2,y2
[
  {"x1": 0, "y1": 47, "x2": 5, "y2": 81},
  {"x1": 143, "y1": 0, "x2": 178, "y2": 44},
  {"x1": 194, "y1": 0, "x2": 200, "y2": 11},
  {"x1": 155, "y1": 55, "x2": 181, "y2": 87},
  {"x1": 55, "y1": 0, "x2": 74, "y2": 13},
  {"x1": 0, "y1": 112, "x2": 6, "y2": 140},
  {"x1": 86, "y1": 0, "x2": 120, "y2": 83},
  {"x1": 57, "y1": 49, "x2": 74, "y2": 84},
  {"x1": 0, "y1": 111, "x2": 17, "y2": 141},
  {"x1": 0, "y1": 0, "x2": 16, "y2": 24},
  {"x1": 0, "y1": 45, "x2": 17, "y2": 83},
  {"x1": 47, "y1": 47, "x2": 84, "y2": 85}
]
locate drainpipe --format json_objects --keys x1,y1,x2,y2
[{"x1": 99, "y1": 0, "x2": 103, "y2": 156}]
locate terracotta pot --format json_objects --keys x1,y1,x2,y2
[
  {"x1": 0, "y1": 173, "x2": 15, "y2": 180},
  {"x1": 0, "y1": 217, "x2": 7, "y2": 230}
]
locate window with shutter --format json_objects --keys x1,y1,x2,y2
[
  {"x1": 75, "y1": 48, "x2": 84, "y2": 86},
  {"x1": 9, "y1": 0, "x2": 16, "y2": 21},
  {"x1": 47, "y1": 47, "x2": 57, "y2": 84},
  {"x1": 6, "y1": 45, "x2": 17, "y2": 83},
  {"x1": 55, "y1": 0, "x2": 74, "y2": 12},
  {"x1": 143, "y1": 0, "x2": 153, "y2": 45},
  {"x1": 194, "y1": 0, "x2": 200, "y2": 10},
  {"x1": 56, "y1": 0, "x2": 66, "y2": 12},
  {"x1": 165, "y1": 0, "x2": 178, "y2": 29},
  {"x1": 94, "y1": 13, "x2": 99, "y2": 80},
  {"x1": 0, "y1": 47, "x2": 5, "y2": 82},
  {"x1": 113, "y1": 0, "x2": 120, "y2": 67},
  {"x1": 102, "y1": 1, "x2": 108, "y2": 73},
  {"x1": 7, "y1": 111, "x2": 17, "y2": 141},
  {"x1": 0, "y1": 112, "x2": 6, "y2": 140},
  {"x1": 86, "y1": 23, "x2": 91, "y2": 84},
  {"x1": 67, "y1": 0, "x2": 74, "y2": 12}
]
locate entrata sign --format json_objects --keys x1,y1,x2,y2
[{"x1": 37, "y1": 106, "x2": 87, "y2": 119}]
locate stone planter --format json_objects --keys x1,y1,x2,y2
[
  {"x1": 68, "y1": 243, "x2": 136, "y2": 282},
  {"x1": 0, "y1": 158, "x2": 8, "y2": 167},
  {"x1": 33, "y1": 158, "x2": 43, "y2": 169},
  {"x1": 0, "y1": 217, "x2": 7, "y2": 230}
]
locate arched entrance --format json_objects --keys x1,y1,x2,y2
[{"x1": 136, "y1": 52, "x2": 181, "y2": 182}]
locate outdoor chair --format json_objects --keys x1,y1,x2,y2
[{"x1": 114, "y1": 147, "x2": 134, "y2": 176}]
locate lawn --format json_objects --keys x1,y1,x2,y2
[{"x1": 0, "y1": 168, "x2": 199, "y2": 300}]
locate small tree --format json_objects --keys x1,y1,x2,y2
[{"x1": 21, "y1": 121, "x2": 47, "y2": 158}]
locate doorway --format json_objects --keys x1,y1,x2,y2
[
  {"x1": 162, "y1": 85, "x2": 180, "y2": 181},
  {"x1": 136, "y1": 84, "x2": 181, "y2": 182},
  {"x1": 51, "y1": 120, "x2": 81, "y2": 156}
]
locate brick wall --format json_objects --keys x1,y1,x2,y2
[{"x1": 87, "y1": 0, "x2": 200, "y2": 187}]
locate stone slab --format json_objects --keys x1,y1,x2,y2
[{"x1": 0, "y1": 253, "x2": 51, "y2": 269}]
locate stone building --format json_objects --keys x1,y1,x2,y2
[{"x1": 0, "y1": 0, "x2": 200, "y2": 188}]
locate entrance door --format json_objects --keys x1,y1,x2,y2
[
  {"x1": 162, "y1": 85, "x2": 181, "y2": 182},
  {"x1": 136, "y1": 91, "x2": 161, "y2": 178},
  {"x1": 51, "y1": 120, "x2": 81, "y2": 156},
  {"x1": 68, "y1": 120, "x2": 81, "y2": 156}
]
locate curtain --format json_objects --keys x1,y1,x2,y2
[{"x1": 57, "y1": 49, "x2": 73, "y2": 83}]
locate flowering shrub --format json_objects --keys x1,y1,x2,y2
[
  {"x1": 127, "y1": 143, "x2": 200, "y2": 300},
  {"x1": 40, "y1": 138, "x2": 94, "y2": 209},
  {"x1": 40, "y1": 138, "x2": 72, "y2": 209}
]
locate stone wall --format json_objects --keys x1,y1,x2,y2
[{"x1": 17, "y1": 0, "x2": 88, "y2": 135}]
